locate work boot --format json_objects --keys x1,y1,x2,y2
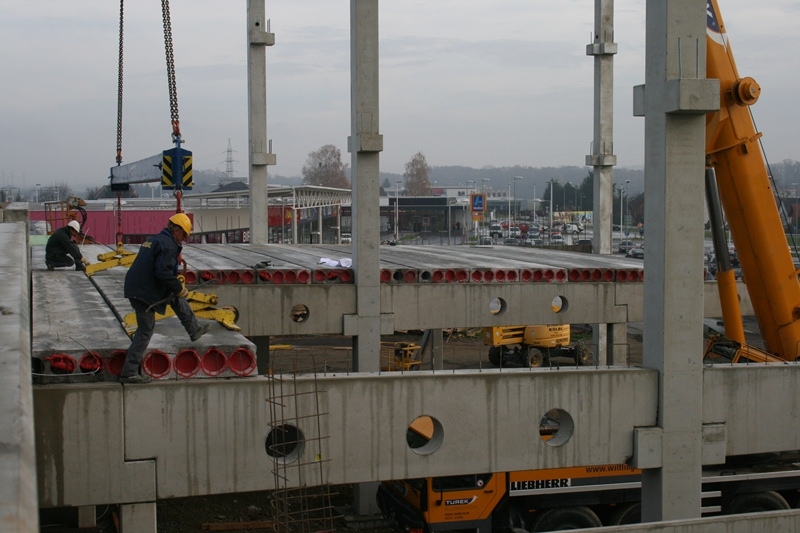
[
  {"x1": 190, "y1": 322, "x2": 211, "y2": 342},
  {"x1": 119, "y1": 373, "x2": 152, "y2": 384},
  {"x1": 46, "y1": 262, "x2": 54, "y2": 271}
]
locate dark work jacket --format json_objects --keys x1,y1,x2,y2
[
  {"x1": 45, "y1": 226, "x2": 83, "y2": 263},
  {"x1": 124, "y1": 228, "x2": 184, "y2": 314}
]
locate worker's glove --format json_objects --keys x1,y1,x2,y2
[
  {"x1": 81, "y1": 257, "x2": 90, "y2": 265},
  {"x1": 176, "y1": 287, "x2": 189, "y2": 298}
]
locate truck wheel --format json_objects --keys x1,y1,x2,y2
[
  {"x1": 525, "y1": 347, "x2": 545, "y2": 368},
  {"x1": 610, "y1": 502, "x2": 640, "y2": 525},
  {"x1": 501, "y1": 503, "x2": 528, "y2": 532},
  {"x1": 530, "y1": 506, "x2": 602, "y2": 531},
  {"x1": 488, "y1": 347, "x2": 502, "y2": 367},
  {"x1": 727, "y1": 491, "x2": 790, "y2": 513},
  {"x1": 575, "y1": 342, "x2": 594, "y2": 366}
]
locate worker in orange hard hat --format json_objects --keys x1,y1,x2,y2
[
  {"x1": 45, "y1": 220, "x2": 90, "y2": 271},
  {"x1": 119, "y1": 212, "x2": 211, "y2": 384}
]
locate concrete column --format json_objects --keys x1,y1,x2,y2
[
  {"x1": 348, "y1": 0, "x2": 383, "y2": 373},
  {"x1": 431, "y1": 329, "x2": 444, "y2": 370},
  {"x1": 250, "y1": 335, "x2": 270, "y2": 375},
  {"x1": 120, "y1": 502, "x2": 156, "y2": 533},
  {"x1": 586, "y1": 0, "x2": 617, "y2": 257},
  {"x1": 635, "y1": 0, "x2": 718, "y2": 521},
  {"x1": 247, "y1": 0, "x2": 276, "y2": 245},
  {"x1": 586, "y1": 0, "x2": 618, "y2": 366},
  {"x1": 78, "y1": 506, "x2": 96, "y2": 528}
]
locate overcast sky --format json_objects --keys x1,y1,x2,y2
[{"x1": 2, "y1": 0, "x2": 799, "y2": 191}]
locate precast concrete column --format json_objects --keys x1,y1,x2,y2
[
  {"x1": 633, "y1": 0, "x2": 719, "y2": 521},
  {"x1": 247, "y1": 0, "x2": 276, "y2": 245},
  {"x1": 348, "y1": 5, "x2": 385, "y2": 515},
  {"x1": 120, "y1": 502, "x2": 156, "y2": 533},
  {"x1": 586, "y1": 0, "x2": 618, "y2": 365},
  {"x1": 347, "y1": 0, "x2": 383, "y2": 373}
]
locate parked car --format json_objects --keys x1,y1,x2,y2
[
  {"x1": 563, "y1": 223, "x2": 584, "y2": 234},
  {"x1": 523, "y1": 234, "x2": 543, "y2": 247},
  {"x1": 626, "y1": 246, "x2": 644, "y2": 259},
  {"x1": 340, "y1": 233, "x2": 352, "y2": 244},
  {"x1": 478, "y1": 236, "x2": 493, "y2": 245},
  {"x1": 509, "y1": 227, "x2": 521, "y2": 237},
  {"x1": 618, "y1": 240, "x2": 636, "y2": 253},
  {"x1": 503, "y1": 237, "x2": 518, "y2": 245},
  {"x1": 550, "y1": 234, "x2": 566, "y2": 245},
  {"x1": 489, "y1": 224, "x2": 503, "y2": 238}
]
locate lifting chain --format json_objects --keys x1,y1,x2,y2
[
  {"x1": 115, "y1": 0, "x2": 124, "y2": 165},
  {"x1": 161, "y1": 0, "x2": 181, "y2": 138}
]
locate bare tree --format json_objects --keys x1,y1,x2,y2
[
  {"x1": 301, "y1": 145, "x2": 350, "y2": 188},
  {"x1": 404, "y1": 152, "x2": 432, "y2": 196}
]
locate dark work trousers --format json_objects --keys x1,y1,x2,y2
[
  {"x1": 120, "y1": 297, "x2": 200, "y2": 377},
  {"x1": 47, "y1": 253, "x2": 76, "y2": 268}
]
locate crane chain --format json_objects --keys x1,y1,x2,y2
[
  {"x1": 161, "y1": 0, "x2": 180, "y2": 137},
  {"x1": 115, "y1": 0, "x2": 124, "y2": 165}
]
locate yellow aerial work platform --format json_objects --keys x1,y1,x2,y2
[{"x1": 380, "y1": 341, "x2": 422, "y2": 371}]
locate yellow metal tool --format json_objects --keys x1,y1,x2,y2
[{"x1": 84, "y1": 243, "x2": 137, "y2": 276}]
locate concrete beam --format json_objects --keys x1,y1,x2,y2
[
  {"x1": 33, "y1": 363, "x2": 800, "y2": 507},
  {"x1": 0, "y1": 223, "x2": 38, "y2": 533}
]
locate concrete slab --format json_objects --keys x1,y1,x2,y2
[{"x1": 31, "y1": 270, "x2": 130, "y2": 382}]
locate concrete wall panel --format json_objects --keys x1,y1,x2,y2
[
  {"x1": 34, "y1": 385, "x2": 155, "y2": 507},
  {"x1": 703, "y1": 364, "x2": 800, "y2": 456},
  {"x1": 33, "y1": 368, "x2": 658, "y2": 502}
]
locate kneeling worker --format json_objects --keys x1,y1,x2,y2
[
  {"x1": 45, "y1": 220, "x2": 89, "y2": 271},
  {"x1": 119, "y1": 213, "x2": 211, "y2": 384}
]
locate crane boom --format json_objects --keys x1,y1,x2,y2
[{"x1": 705, "y1": 0, "x2": 800, "y2": 360}]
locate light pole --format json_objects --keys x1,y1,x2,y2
[
  {"x1": 618, "y1": 182, "x2": 623, "y2": 241},
  {"x1": 512, "y1": 176, "x2": 523, "y2": 231},
  {"x1": 394, "y1": 181, "x2": 401, "y2": 241},
  {"x1": 507, "y1": 182, "x2": 512, "y2": 238},
  {"x1": 532, "y1": 184, "x2": 537, "y2": 224},
  {"x1": 466, "y1": 180, "x2": 477, "y2": 237},
  {"x1": 624, "y1": 179, "x2": 630, "y2": 238},
  {"x1": 549, "y1": 179, "x2": 556, "y2": 239},
  {"x1": 574, "y1": 186, "x2": 578, "y2": 213},
  {"x1": 35, "y1": 184, "x2": 40, "y2": 204}
]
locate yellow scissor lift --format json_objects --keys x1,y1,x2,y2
[{"x1": 380, "y1": 341, "x2": 423, "y2": 371}]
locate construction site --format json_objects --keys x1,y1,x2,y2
[{"x1": 6, "y1": 1, "x2": 800, "y2": 532}]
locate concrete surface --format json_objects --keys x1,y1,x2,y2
[{"x1": 0, "y1": 222, "x2": 37, "y2": 532}]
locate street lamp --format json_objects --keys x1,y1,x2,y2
[
  {"x1": 549, "y1": 179, "x2": 557, "y2": 239},
  {"x1": 624, "y1": 179, "x2": 631, "y2": 238},
  {"x1": 618, "y1": 182, "x2": 624, "y2": 241},
  {"x1": 512, "y1": 176, "x2": 523, "y2": 231},
  {"x1": 506, "y1": 182, "x2": 512, "y2": 237},
  {"x1": 564, "y1": 182, "x2": 572, "y2": 213},
  {"x1": 35, "y1": 183, "x2": 40, "y2": 204},
  {"x1": 395, "y1": 181, "x2": 401, "y2": 241}
]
